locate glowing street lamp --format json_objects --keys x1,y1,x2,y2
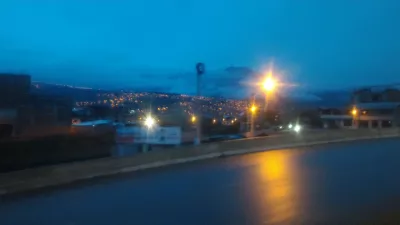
[
  {"x1": 249, "y1": 105, "x2": 258, "y2": 136},
  {"x1": 294, "y1": 124, "x2": 301, "y2": 133},
  {"x1": 351, "y1": 108, "x2": 358, "y2": 116},
  {"x1": 261, "y1": 73, "x2": 277, "y2": 128},
  {"x1": 262, "y1": 76, "x2": 276, "y2": 92},
  {"x1": 351, "y1": 106, "x2": 359, "y2": 129},
  {"x1": 191, "y1": 115, "x2": 196, "y2": 123},
  {"x1": 144, "y1": 116, "x2": 156, "y2": 128},
  {"x1": 250, "y1": 105, "x2": 257, "y2": 113}
]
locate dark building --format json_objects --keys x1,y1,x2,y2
[
  {"x1": 0, "y1": 74, "x2": 31, "y2": 107},
  {"x1": 0, "y1": 74, "x2": 72, "y2": 138}
]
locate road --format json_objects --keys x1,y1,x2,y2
[{"x1": 1, "y1": 138, "x2": 400, "y2": 225}]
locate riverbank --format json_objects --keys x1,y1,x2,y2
[{"x1": 0, "y1": 128, "x2": 399, "y2": 196}]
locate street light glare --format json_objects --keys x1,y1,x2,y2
[
  {"x1": 294, "y1": 124, "x2": 301, "y2": 132},
  {"x1": 263, "y1": 76, "x2": 276, "y2": 91},
  {"x1": 352, "y1": 108, "x2": 358, "y2": 116},
  {"x1": 191, "y1": 115, "x2": 196, "y2": 123},
  {"x1": 250, "y1": 105, "x2": 257, "y2": 113},
  {"x1": 144, "y1": 116, "x2": 155, "y2": 128}
]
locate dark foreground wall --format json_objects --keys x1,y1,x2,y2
[{"x1": 0, "y1": 133, "x2": 115, "y2": 173}]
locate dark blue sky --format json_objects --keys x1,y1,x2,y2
[{"x1": 0, "y1": 0, "x2": 399, "y2": 98}]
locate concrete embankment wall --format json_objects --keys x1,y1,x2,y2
[
  {"x1": 0, "y1": 128, "x2": 399, "y2": 196},
  {"x1": 0, "y1": 133, "x2": 115, "y2": 173}
]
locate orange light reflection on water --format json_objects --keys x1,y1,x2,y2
[{"x1": 250, "y1": 150, "x2": 302, "y2": 224}]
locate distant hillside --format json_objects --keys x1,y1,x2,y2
[
  {"x1": 30, "y1": 81, "x2": 352, "y2": 118},
  {"x1": 31, "y1": 82, "x2": 105, "y2": 102}
]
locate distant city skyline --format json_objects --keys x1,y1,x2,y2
[{"x1": 1, "y1": 0, "x2": 399, "y2": 98}]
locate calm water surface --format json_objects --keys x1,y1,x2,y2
[{"x1": 1, "y1": 138, "x2": 400, "y2": 225}]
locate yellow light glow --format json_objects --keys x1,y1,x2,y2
[
  {"x1": 352, "y1": 108, "x2": 358, "y2": 116},
  {"x1": 263, "y1": 76, "x2": 276, "y2": 92},
  {"x1": 191, "y1": 116, "x2": 196, "y2": 123},
  {"x1": 255, "y1": 151, "x2": 298, "y2": 223},
  {"x1": 213, "y1": 119, "x2": 216, "y2": 124},
  {"x1": 144, "y1": 116, "x2": 155, "y2": 128},
  {"x1": 251, "y1": 105, "x2": 257, "y2": 113}
]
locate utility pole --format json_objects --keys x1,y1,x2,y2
[
  {"x1": 194, "y1": 62, "x2": 205, "y2": 145},
  {"x1": 264, "y1": 92, "x2": 268, "y2": 128},
  {"x1": 250, "y1": 93, "x2": 256, "y2": 136}
]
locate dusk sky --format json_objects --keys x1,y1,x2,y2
[{"x1": 0, "y1": 0, "x2": 399, "y2": 98}]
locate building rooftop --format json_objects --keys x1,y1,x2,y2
[{"x1": 355, "y1": 102, "x2": 400, "y2": 110}]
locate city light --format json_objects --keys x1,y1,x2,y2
[
  {"x1": 250, "y1": 105, "x2": 257, "y2": 113},
  {"x1": 191, "y1": 115, "x2": 196, "y2": 123},
  {"x1": 294, "y1": 124, "x2": 301, "y2": 132},
  {"x1": 288, "y1": 123, "x2": 293, "y2": 129},
  {"x1": 351, "y1": 107, "x2": 358, "y2": 116},
  {"x1": 213, "y1": 119, "x2": 216, "y2": 124},
  {"x1": 144, "y1": 116, "x2": 156, "y2": 128},
  {"x1": 75, "y1": 89, "x2": 253, "y2": 121}
]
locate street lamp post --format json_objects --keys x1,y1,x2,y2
[
  {"x1": 143, "y1": 115, "x2": 156, "y2": 152},
  {"x1": 351, "y1": 106, "x2": 358, "y2": 129},
  {"x1": 250, "y1": 104, "x2": 257, "y2": 136},
  {"x1": 195, "y1": 62, "x2": 205, "y2": 145},
  {"x1": 264, "y1": 92, "x2": 268, "y2": 113},
  {"x1": 262, "y1": 75, "x2": 276, "y2": 128}
]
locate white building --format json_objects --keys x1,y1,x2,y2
[{"x1": 320, "y1": 84, "x2": 400, "y2": 129}]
